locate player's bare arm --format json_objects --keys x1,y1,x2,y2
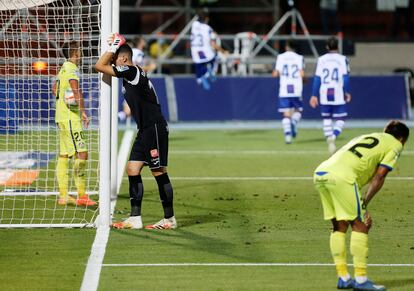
[
  {"x1": 362, "y1": 165, "x2": 390, "y2": 208},
  {"x1": 272, "y1": 70, "x2": 279, "y2": 77},
  {"x1": 95, "y1": 33, "x2": 126, "y2": 76},
  {"x1": 211, "y1": 40, "x2": 228, "y2": 55},
  {"x1": 142, "y1": 62, "x2": 157, "y2": 73},
  {"x1": 94, "y1": 51, "x2": 117, "y2": 77},
  {"x1": 345, "y1": 93, "x2": 352, "y2": 103},
  {"x1": 309, "y1": 96, "x2": 319, "y2": 108},
  {"x1": 52, "y1": 81, "x2": 57, "y2": 97},
  {"x1": 69, "y1": 79, "x2": 89, "y2": 128}
]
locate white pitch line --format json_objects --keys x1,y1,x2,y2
[
  {"x1": 80, "y1": 129, "x2": 134, "y2": 291},
  {"x1": 170, "y1": 150, "x2": 328, "y2": 155},
  {"x1": 138, "y1": 176, "x2": 414, "y2": 181},
  {"x1": 102, "y1": 263, "x2": 414, "y2": 267},
  {"x1": 80, "y1": 227, "x2": 110, "y2": 291},
  {"x1": 170, "y1": 150, "x2": 414, "y2": 155}
]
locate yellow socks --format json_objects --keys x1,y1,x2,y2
[
  {"x1": 73, "y1": 158, "x2": 86, "y2": 197},
  {"x1": 350, "y1": 231, "x2": 369, "y2": 280},
  {"x1": 57, "y1": 157, "x2": 69, "y2": 199},
  {"x1": 330, "y1": 231, "x2": 349, "y2": 278},
  {"x1": 329, "y1": 230, "x2": 368, "y2": 283}
]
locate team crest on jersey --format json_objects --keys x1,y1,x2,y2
[{"x1": 116, "y1": 65, "x2": 129, "y2": 72}]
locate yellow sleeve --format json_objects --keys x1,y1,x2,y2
[
  {"x1": 64, "y1": 63, "x2": 80, "y2": 82},
  {"x1": 379, "y1": 147, "x2": 401, "y2": 171}
]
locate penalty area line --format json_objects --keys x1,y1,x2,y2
[{"x1": 102, "y1": 263, "x2": 414, "y2": 267}]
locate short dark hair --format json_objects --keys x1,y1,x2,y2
[
  {"x1": 326, "y1": 37, "x2": 338, "y2": 51},
  {"x1": 116, "y1": 44, "x2": 133, "y2": 59},
  {"x1": 62, "y1": 41, "x2": 80, "y2": 59},
  {"x1": 196, "y1": 7, "x2": 209, "y2": 22},
  {"x1": 286, "y1": 39, "x2": 297, "y2": 51},
  {"x1": 384, "y1": 120, "x2": 410, "y2": 142}
]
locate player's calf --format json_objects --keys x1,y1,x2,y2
[
  {"x1": 334, "y1": 119, "x2": 345, "y2": 138},
  {"x1": 155, "y1": 172, "x2": 174, "y2": 218},
  {"x1": 282, "y1": 117, "x2": 292, "y2": 144}
]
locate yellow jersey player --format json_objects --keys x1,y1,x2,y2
[
  {"x1": 53, "y1": 41, "x2": 96, "y2": 206},
  {"x1": 313, "y1": 120, "x2": 409, "y2": 291}
]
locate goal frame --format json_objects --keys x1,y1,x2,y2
[{"x1": 0, "y1": 0, "x2": 117, "y2": 228}]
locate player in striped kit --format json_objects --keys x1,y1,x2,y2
[
  {"x1": 310, "y1": 37, "x2": 351, "y2": 154},
  {"x1": 272, "y1": 40, "x2": 305, "y2": 144}
]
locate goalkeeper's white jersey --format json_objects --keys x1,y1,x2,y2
[
  {"x1": 190, "y1": 20, "x2": 216, "y2": 64},
  {"x1": 275, "y1": 51, "x2": 304, "y2": 98},
  {"x1": 315, "y1": 52, "x2": 350, "y2": 105}
]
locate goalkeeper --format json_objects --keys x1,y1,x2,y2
[
  {"x1": 313, "y1": 120, "x2": 409, "y2": 291},
  {"x1": 52, "y1": 41, "x2": 96, "y2": 206},
  {"x1": 95, "y1": 33, "x2": 176, "y2": 229}
]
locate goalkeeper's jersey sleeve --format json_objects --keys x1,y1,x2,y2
[
  {"x1": 55, "y1": 61, "x2": 81, "y2": 123},
  {"x1": 315, "y1": 132, "x2": 403, "y2": 187}
]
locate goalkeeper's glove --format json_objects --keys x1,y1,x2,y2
[{"x1": 108, "y1": 33, "x2": 126, "y2": 53}]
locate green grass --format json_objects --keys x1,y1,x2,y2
[
  {"x1": 0, "y1": 129, "x2": 104, "y2": 225},
  {"x1": 1, "y1": 128, "x2": 414, "y2": 290}
]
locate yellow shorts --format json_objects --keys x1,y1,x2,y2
[
  {"x1": 313, "y1": 171, "x2": 365, "y2": 222},
  {"x1": 57, "y1": 120, "x2": 87, "y2": 157}
]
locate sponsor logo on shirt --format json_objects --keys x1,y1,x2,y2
[{"x1": 116, "y1": 65, "x2": 129, "y2": 72}]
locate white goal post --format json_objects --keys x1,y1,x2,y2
[{"x1": 0, "y1": 0, "x2": 114, "y2": 228}]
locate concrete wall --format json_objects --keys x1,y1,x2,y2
[{"x1": 349, "y1": 43, "x2": 414, "y2": 74}]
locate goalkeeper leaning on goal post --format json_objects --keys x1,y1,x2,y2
[
  {"x1": 52, "y1": 41, "x2": 97, "y2": 207},
  {"x1": 94, "y1": 33, "x2": 176, "y2": 230}
]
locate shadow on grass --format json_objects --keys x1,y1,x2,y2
[
  {"x1": 110, "y1": 220, "x2": 257, "y2": 262},
  {"x1": 114, "y1": 190, "x2": 242, "y2": 216},
  {"x1": 379, "y1": 277, "x2": 414, "y2": 289}
]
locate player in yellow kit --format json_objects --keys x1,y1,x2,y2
[
  {"x1": 314, "y1": 120, "x2": 409, "y2": 291},
  {"x1": 53, "y1": 41, "x2": 96, "y2": 206}
]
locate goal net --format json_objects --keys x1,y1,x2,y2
[{"x1": 0, "y1": 0, "x2": 102, "y2": 227}]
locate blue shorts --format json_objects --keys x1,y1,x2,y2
[
  {"x1": 320, "y1": 104, "x2": 348, "y2": 118},
  {"x1": 194, "y1": 58, "x2": 216, "y2": 79},
  {"x1": 278, "y1": 97, "x2": 303, "y2": 113}
]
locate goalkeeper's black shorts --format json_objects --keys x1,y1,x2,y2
[{"x1": 129, "y1": 123, "x2": 169, "y2": 169}]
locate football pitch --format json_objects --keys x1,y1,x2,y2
[{"x1": 1, "y1": 127, "x2": 414, "y2": 290}]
